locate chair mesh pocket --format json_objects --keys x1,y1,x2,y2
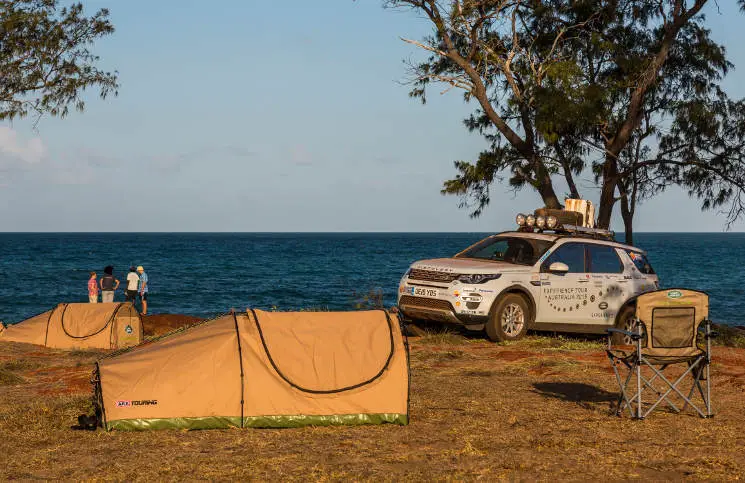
[{"x1": 651, "y1": 307, "x2": 695, "y2": 348}]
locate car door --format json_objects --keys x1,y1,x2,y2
[
  {"x1": 585, "y1": 244, "x2": 627, "y2": 327},
  {"x1": 536, "y1": 242, "x2": 593, "y2": 324}
]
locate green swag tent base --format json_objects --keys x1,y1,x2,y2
[
  {"x1": 94, "y1": 309, "x2": 410, "y2": 431},
  {"x1": 0, "y1": 302, "x2": 142, "y2": 350}
]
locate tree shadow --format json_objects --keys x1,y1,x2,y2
[{"x1": 532, "y1": 382, "x2": 618, "y2": 410}]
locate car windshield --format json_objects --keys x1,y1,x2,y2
[
  {"x1": 456, "y1": 236, "x2": 553, "y2": 265},
  {"x1": 626, "y1": 250, "x2": 655, "y2": 274}
]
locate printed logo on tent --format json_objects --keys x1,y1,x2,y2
[
  {"x1": 667, "y1": 290, "x2": 683, "y2": 299},
  {"x1": 132, "y1": 400, "x2": 158, "y2": 406},
  {"x1": 125, "y1": 325, "x2": 133, "y2": 334},
  {"x1": 115, "y1": 399, "x2": 158, "y2": 408}
]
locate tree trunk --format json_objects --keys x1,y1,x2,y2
[
  {"x1": 619, "y1": 192, "x2": 634, "y2": 246},
  {"x1": 554, "y1": 142, "x2": 581, "y2": 199},
  {"x1": 596, "y1": 154, "x2": 619, "y2": 229},
  {"x1": 535, "y1": 165, "x2": 562, "y2": 209}
]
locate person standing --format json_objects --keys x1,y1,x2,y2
[
  {"x1": 137, "y1": 265, "x2": 149, "y2": 315},
  {"x1": 125, "y1": 266, "x2": 139, "y2": 304},
  {"x1": 88, "y1": 272, "x2": 99, "y2": 303},
  {"x1": 99, "y1": 265, "x2": 120, "y2": 303}
]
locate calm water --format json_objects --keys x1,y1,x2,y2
[{"x1": 0, "y1": 232, "x2": 743, "y2": 325}]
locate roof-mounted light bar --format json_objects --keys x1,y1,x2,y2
[{"x1": 515, "y1": 207, "x2": 614, "y2": 239}]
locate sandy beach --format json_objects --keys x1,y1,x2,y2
[{"x1": 1, "y1": 315, "x2": 745, "y2": 480}]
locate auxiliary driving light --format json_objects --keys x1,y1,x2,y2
[
  {"x1": 516, "y1": 213, "x2": 526, "y2": 226},
  {"x1": 526, "y1": 214, "x2": 536, "y2": 227},
  {"x1": 535, "y1": 215, "x2": 546, "y2": 229},
  {"x1": 546, "y1": 215, "x2": 558, "y2": 229}
]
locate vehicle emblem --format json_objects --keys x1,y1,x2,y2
[{"x1": 667, "y1": 290, "x2": 683, "y2": 299}]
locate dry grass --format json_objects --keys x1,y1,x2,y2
[{"x1": 1, "y1": 328, "x2": 745, "y2": 480}]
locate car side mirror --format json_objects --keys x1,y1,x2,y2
[{"x1": 549, "y1": 262, "x2": 569, "y2": 274}]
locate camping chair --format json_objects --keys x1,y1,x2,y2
[{"x1": 606, "y1": 289, "x2": 716, "y2": 419}]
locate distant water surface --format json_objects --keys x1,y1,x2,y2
[{"x1": 0, "y1": 232, "x2": 742, "y2": 326}]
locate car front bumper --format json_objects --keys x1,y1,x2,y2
[{"x1": 397, "y1": 287, "x2": 490, "y2": 330}]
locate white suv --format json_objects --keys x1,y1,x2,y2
[{"x1": 397, "y1": 226, "x2": 658, "y2": 341}]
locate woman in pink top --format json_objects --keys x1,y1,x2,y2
[{"x1": 88, "y1": 271, "x2": 99, "y2": 303}]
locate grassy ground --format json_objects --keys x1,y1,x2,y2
[{"x1": 1, "y1": 318, "x2": 744, "y2": 480}]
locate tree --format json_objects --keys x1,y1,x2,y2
[
  {"x1": 386, "y1": 0, "x2": 592, "y2": 210},
  {"x1": 386, "y1": 1, "x2": 745, "y2": 241},
  {"x1": 561, "y1": 1, "x2": 745, "y2": 243},
  {"x1": 0, "y1": 0, "x2": 118, "y2": 122}
]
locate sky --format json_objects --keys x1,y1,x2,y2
[{"x1": 0, "y1": 1, "x2": 744, "y2": 232}]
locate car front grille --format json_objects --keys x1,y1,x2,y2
[
  {"x1": 408, "y1": 269, "x2": 459, "y2": 283},
  {"x1": 399, "y1": 295, "x2": 454, "y2": 312}
]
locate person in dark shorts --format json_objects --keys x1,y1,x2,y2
[
  {"x1": 125, "y1": 266, "x2": 139, "y2": 304},
  {"x1": 99, "y1": 265, "x2": 120, "y2": 303}
]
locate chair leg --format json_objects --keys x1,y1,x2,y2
[
  {"x1": 611, "y1": 358, "x2": 636, "y2": 417},
  {"x1": 693, "y1": 370, "x2": 712, "y2": 417},
  {"x1": 706, "y1": 361, "x2": 712, "y2": 417},
  {"x1": 682, "y1": 365, "x2": 705, "y2": 413},
  {"x1": 640, "y1": 371, "x2": 680, "y2": 413},
  {"x1": 643, "y1": 358, "x2": 706, "y2": 418},
  {"x1": 636, "y1": 360, "x2": 643, "y2": 419}
]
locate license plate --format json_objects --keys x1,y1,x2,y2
[{"x1": 413, "y1": 287, "x2": 438, "y2": 297}]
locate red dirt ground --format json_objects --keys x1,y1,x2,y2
[{"x1": 1, "y1": 318, "x2": 745, "y2": 480}]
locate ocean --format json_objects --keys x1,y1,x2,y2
[{"x1": 0, "y1": 232, "x2": 743, "y2": 326}]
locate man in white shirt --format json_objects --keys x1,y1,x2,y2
[{"x1": 125, "y1": 266, "x2": 140, "y2": 304}]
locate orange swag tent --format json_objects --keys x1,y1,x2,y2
[
  {"x1": 94, "y1": 309, "x2": 410, "y2": 430},
  {"x1": 0, "y1": 302, "x2": 142, "y2": 350}
]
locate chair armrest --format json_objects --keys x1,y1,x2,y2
[{"x1": 607, "y1": 327, "x2": 642, "y2": 341}]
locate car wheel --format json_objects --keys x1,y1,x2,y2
[
  {"x1": 612, "y1": 305, "x2": 645, "y2": 345},
  {"x1": 486, "y1": 294, "x2": 530, "y2": 342}
]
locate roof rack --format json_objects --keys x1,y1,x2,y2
[{"x1": 557, "y1": 224, "x2": 615, "y2": 240}]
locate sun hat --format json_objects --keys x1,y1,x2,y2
[{"x1": 136, "y1": 266, "x2": 144, "y2": 272}]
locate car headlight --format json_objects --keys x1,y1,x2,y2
[{"x1": 458, "y1": 273, "x2": 502, "y2": 284}]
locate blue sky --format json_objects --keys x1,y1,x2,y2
[{"x1": 0, "y1": 1, "x2": 743, "y2": 232}]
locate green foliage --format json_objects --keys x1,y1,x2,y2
[
  {"x1": 387, "y1": 0, "x2": 745, "y2": 231},
  {"x1": 0, "y1": 0, "x2": 118, "y2": 121}
]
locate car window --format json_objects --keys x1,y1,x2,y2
[
  {"x1": 626, "y1": 250, "x2": 655, "y2": 274},
  {"x1": 456, "y1": 236, "x2": 552, "y2": 265},
  {"x1": 542, "y1": 243, "x2": 585, "y2": 273},
  {"x1": 587, "y1": 245, "x2": 623, "y2": 273}
]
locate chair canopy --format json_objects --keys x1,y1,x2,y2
[{"x1": 636, "y1": 289, "x2": 708, "y2": 361}]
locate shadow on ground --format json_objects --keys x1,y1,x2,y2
[{"x1": 532, "y1": 382, "x2": 618, "y2": 410}]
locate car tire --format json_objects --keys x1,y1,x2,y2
[
  {"x1": 612, "y1": 305, "x2": 645, "y2": 345},
  {"x1": 486, "y1": 294, "x2": 530, "y2": 342}
]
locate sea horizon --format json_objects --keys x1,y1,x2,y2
[{"x1": 1, "y1": 232, "x2": 743, "y2": 325}]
